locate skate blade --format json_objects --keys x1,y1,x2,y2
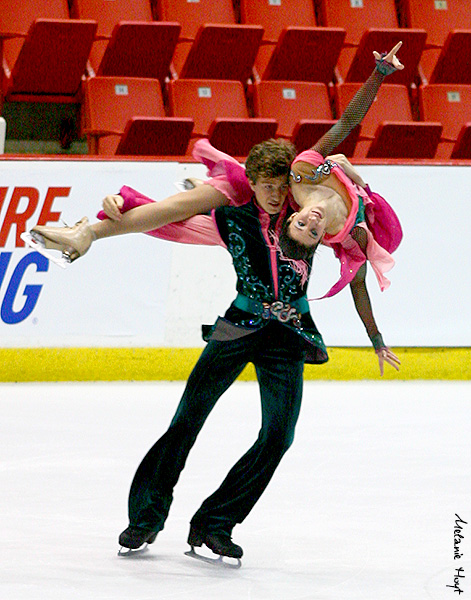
[
  {"x1": 20, "y1": 232, "x2": 69, "y2": 269},
  {"x1": 118, "y1": 543, "x2": 150, "y2": 557},
  {"x1": 173, "y1": 180, "x2": 195, "y2": 193},
  {"x1": 173, "y1": 178, "x2": 201, "y2": 193},
  {"x1": 184, "y1": 547, "x2": 241, "y2": 569}
]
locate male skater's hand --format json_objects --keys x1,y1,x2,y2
[{"x1": 102, "y1": 194, "x2": 124, "y2": 221}]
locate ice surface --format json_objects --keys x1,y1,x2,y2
[{"x1": 1, "y1": 381, "x2": 470, "y2": 600}]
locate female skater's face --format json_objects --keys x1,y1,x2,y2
[
  {"x1": 287, "y1": 206, "x2": 326, "y2": 248},
  {"x1": 250, "y1": 175, "x2": 290, "y2": 215}
]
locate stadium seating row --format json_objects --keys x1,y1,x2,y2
[
  {"x1": 2, "y1": 0, "x2": 471, "y2": 99},
  {"x1": 83, "y1": 77, "x2": 471, "y2": 160},
  {"x1": 1, "y1": 0, "x2": 471, "y2": 158}
]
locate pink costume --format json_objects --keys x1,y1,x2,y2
[
  {"x1": 291, "y1": 150, "x2": 403, "y2": 298},
  {"x1": 96, "y1": 139, "x2": 254, "y2": 247}
]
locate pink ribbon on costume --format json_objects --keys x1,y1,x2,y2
[
  {"x1": 192, "y1": 138, "x2": 253, "y2": 206},
  {"x1": 363, "y1": 186, "x2": 403, "y2": 254},
  {"x1": 322, "y1": 223, "x2": 396, "y2": 298},
  {"x1": 96, "y1": 185, "x2": 154, "y2": 220}
]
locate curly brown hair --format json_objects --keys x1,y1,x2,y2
[{"x1": 245, "y1": 138, "x2": 297, "y2": 184}]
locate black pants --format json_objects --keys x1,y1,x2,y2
[{"x1": 127, "y1": 321, "x2": 306, "y2": 535}]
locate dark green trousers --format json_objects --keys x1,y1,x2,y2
[{"x1": 128, "y1": 321, "x2": 306, "y2": 535}]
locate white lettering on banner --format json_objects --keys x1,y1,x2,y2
[
  {"x1": 350, "y1": 0, "x2": 363, "y2": 7},
  {"x1": 0, "y1": 186, "x2": 68, "y2": 324},
  {"x1": 435, "y1": 0, "x2": 448, "y2": 9}
]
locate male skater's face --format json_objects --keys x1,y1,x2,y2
[{"x1": 250, "y1": 175, "x2": 289, "y2": 215}]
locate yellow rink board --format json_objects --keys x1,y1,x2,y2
[{"x1": 1, "y1": 347, "x2": 469, "y2": 381}]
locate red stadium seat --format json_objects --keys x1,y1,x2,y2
[
  {"x1": 318, "y1": 0, "x2": 426, "y2": 86},
  {"x1": 157, "y1": 0, "x2": 262, "y2": 83},
  {"x1": 253, "y1": 80, "x2": 358, "y2": 155},
  {"x1": 157, "y1": 0, "x2": 236, "y2": 47},
  {"x1": 168, "y1": 79, "x2": 277, "y2": 158},
  {"x1": 336, "y1": 82, "x2": 442, "y2": 158},
  {"x1": 450, "y1": 125, "x2": 471, "y2": 159},
  {"x1": 429, "y1": 31, "x2": 471, "y2": 85},
  {"x1": 115, "y1": 117, "x2": 194, "y2": 156},
  {"x1": 0, "y1": 0, "x2": 96, "y2": 104},
  {"x1": 177, "y1": 25, "x2": 263, "y2": 84},
  {"x1": 254, "y1": 81, "x2": 332, "y2": 138},
  {"x1": 240, "y1": 0, "x2": 344, "y2": 83},
  {"x1": 420, "y1": 84, "x2": 471, "y2": 159},
  {"x1": 83, "y1": 77, "x2": 193, "y2": 156},
  {"x1": 402, "y1": 0, "x2": 471, "y2": 84},
  {"x1": 71, "y1": 0, "x2": 180, "y2": 84}
]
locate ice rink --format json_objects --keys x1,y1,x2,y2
[{"x1": 1, "y1": 380, "x2": 470, "y2": 600}]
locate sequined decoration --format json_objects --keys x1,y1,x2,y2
[
  {"x1": 290, "y1": 160, "x2": 338, "y2": 184},
  {"x1": 226, "y1": 218, "x2": 315, "y2": 330},
  {"x1": 306, "y1": 159, "x2": 337, "y2": 183},
  {"x1": 226, "y1": 219, "x2": 271, "y2": 327},
  {"x1": 278, "y1": 264, "x2": 303, "y2": 299}
]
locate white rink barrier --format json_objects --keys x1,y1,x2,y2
[{"x1": 0, "y1": 159, "x2": 469, "y2": 349}]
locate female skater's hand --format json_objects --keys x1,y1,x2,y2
[
  {"x1": 376, "y1": 347, "x2": 401, "y2": 376},
  {"x1": 373, "y1": 41, "x2": 404, "y2": 71},
  {"x1": 102, "y1": 194, "x2": 124, "y2": 221},
  {"x1": 326, "y1": 154, "x2": 366, "y2": 188}
]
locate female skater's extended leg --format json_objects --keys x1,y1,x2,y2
[{"x1": 28, "y1": 185, "x2": 227, "y2": 262}]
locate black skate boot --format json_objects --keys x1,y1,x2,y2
[
  {"x1": 118, "y1": 526, "x2": 157, "y2": 555},
  {"x1": 185, "y1": 525, "x2": 243, "y2": 568}
]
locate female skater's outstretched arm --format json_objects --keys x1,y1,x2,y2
[{"x1": 313, "y1": 42, "x2": 404, "y2": 159}]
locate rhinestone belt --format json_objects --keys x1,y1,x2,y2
[{"x1": 233, "y1": 294, "x2": 309, "y2": 328}]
